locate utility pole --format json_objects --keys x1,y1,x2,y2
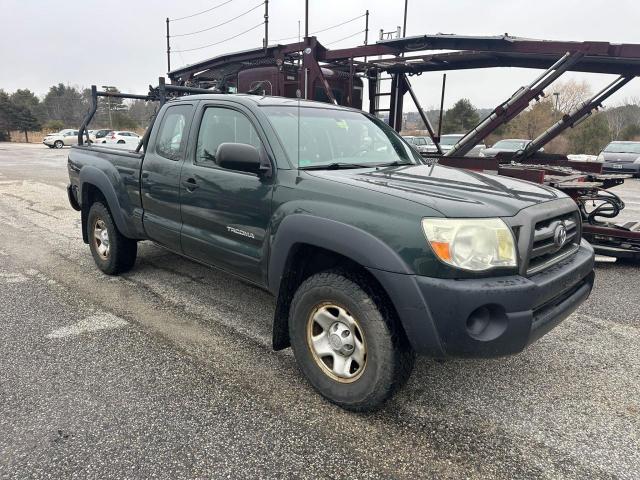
[
  {"x1": 305, "y1": 0, "x2": 309, "y2": 38},
  {"x1": 402, "y1": 0, "x2": 408, "y2": 37},
  {"x1": 364, "y1": 10, "x2": 369, "y2": 63},
  {"x1": 166, "y1": 18, "x2": 171, "y2": 73},
  {"x1": 364, "y1": 10, "x2": 369, "y2": 45},
  {"x1": 101, "y1": 85, "x2": 116, "y2": 129},
  {"x1": 263, "y1": 0, "x2": 269, "y2": 52}
]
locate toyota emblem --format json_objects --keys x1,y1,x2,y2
[{"x1": 554, "y1": 224, "x2": 567, "y2": 248}]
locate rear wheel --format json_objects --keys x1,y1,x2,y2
[
  {"x1": 289, "y1": 271, "x2": 414, "y2": 411},
  {"x1": 54, "y1": 140, "x2": 63, "y2": 149},
  {"x1": 87, "y1": 202, "x2": 137, "y2": 275}
]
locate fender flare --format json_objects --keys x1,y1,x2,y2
[
  {"x1": 79, "y1": 166, "x2": 134, "y2": 239},
  {"x1": 268, "y1": 215, "x2": 416, "y2": 351},
  {"x1": 267, "y1": 214, "x2": 412, "y2": 295}
]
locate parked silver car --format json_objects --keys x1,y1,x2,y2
[
  {"x1": 43, "y1": 129, "x2": 79, "y2": 148},
  {"x1": 479, "y1": 139, "x2": 535, "y2": 157},
  {"x1": 402, "y1": 135, "x2": 437, "y2": 155},
  {"x1": 439, "y1": 134, "x2": 486, "y2": 157},
  {"x1": 598, "y1": 141, "x2": 640, "y2": 176}
]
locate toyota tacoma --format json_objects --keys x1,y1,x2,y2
[{"x1": 67, "y1": 94, "x2": 595, "y2": 411}]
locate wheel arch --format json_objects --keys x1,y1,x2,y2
[
  {"x1": 79, "y1": 167, "x2": 134, "y2": 242},
  {"x1": 268, "y1": 215, "x2": 412, "y2": 351}
]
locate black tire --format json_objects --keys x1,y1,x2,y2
[
  {"x1": 117, "y1": 140, "x2": 125, "y2": 144},
  {"x1": 54, "y1": 140, "x2": 63, "y2": 149},
  {"x1": 289, "y1": 271, "x2": 414, "y2": 411},
  {"x1": 87, "y1": 202, "x2": 137, "y2": 275}
]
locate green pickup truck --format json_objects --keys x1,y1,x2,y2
[{"x1": 67, "y1": 94, "x2": 595, "y2": 411}]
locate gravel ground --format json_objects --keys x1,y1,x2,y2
[{"x1": 0, "y1": 143, "x2": 638, "y2": 479}]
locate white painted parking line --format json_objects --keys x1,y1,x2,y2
[
  {"x1": 0, "y1": 272, "x2": 29, "y2": 283},
  {"x1": 46, "y1": 313, "x2": 128, "y2": 339}
]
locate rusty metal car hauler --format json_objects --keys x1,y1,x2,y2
[{"x1": 162, "y1": 33, "x2": 640, "y2": 260}]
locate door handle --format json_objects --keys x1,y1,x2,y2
[{"x1": 182, "y1": 178, "x2": 199, "y2": 192}]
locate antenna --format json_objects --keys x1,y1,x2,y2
[{"x1": 297, "y1": 88, "x2": 301, "y2": 169}]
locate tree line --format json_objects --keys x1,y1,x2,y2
[
  {"x1": 403, "y1": 80, "x2": 640, "y2": 155},
  {"x1": 0, "y1": 84, "x2": 157, "y2": 142}
]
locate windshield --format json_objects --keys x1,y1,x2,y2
[
  {"x1": 264, "y1": 106, "x2": 420, "y2": 168},
  {"x1": 604, "y1": 142, "x2": 640, "y2": 154},
  {"x1": 493, "y1": 140, "x2": 528, "y2": 150}
]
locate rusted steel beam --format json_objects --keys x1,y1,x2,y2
[
  {"x1": 301, "y1": 39, "x2": 337, "y2": 104},
  {"x1": 520, "y1": 75, "x2": 634, "y2": 158},
  {"x1": 498, "y1": 166, "x2": 546, "y2": 184},
  {"x1": 379, "y1": 34, "x2": 640, "y2": 59},
  {"x1": 436, "y1": 156, "x2": 499, "y2": 171},
  {"x1": 402, "y1": 74, "x2": 442, "y2": 153},
  {"x1": 445, "y1": 51, "x2": 584, "y2": 157},
  {"x1": 324, "y1": 43, "x2": 400, "y2": 60},
  {"x1": 584, "y1": 224, "x2": 640, "y2": 240}
]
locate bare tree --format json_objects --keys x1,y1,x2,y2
[
  {"x1": 547, "y1": 79, "x2": 592, "y2": 113},
  {"x1": 605, "y1": 106, "x2": 627, "y2": 140}
]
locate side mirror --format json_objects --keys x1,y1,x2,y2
[{"x1": 216, "y1": 142, "x2": 269, "y2": 176}]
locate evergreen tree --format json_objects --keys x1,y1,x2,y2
[
  {"x1": 10, "y1": 89, "x2": 43, "y2": 141},
  {"x1": 0, "y1": 90, "x2": 14, "y2": 140},
  {"x1": 442, "y1": 99, "x2": 480, "y2": 134}
]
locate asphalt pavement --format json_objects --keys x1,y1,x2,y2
[{"x1": 0, "y1": 143, "x2": 638, "y2": 479}]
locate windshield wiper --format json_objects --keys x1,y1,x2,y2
[
  {"x1": 299, "y1": 162, "x2": 375, "y2": 170},
  {"x1": 375, "y1": 160, "x2": 412, "y2": 167}
]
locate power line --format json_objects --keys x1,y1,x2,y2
[
  {"x1": 325, "y1": 29, "x2": 366, "y2": 46},
  {"x1": 172, "y1": 22, "x2": 265, "y2": 52},
  {"x1": 272, "y1": 13, "x2": 365, "y2": 42},
  {"x1": 170, "y1": 0, "x2": 235, "y2": 22},
  {"x1": 172, "y1": 2, "x2": 264, "y2": 37}
]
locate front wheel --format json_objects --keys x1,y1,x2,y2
[
  {"x1": 54, "y1": 140, "x2": 63, "y2": 149},
  {"x1": 289, "y1": 272, "x2": 414, "y2": 411},
  {"x1": 87, "y1": 202, "x2": 137, "y2": 275}
]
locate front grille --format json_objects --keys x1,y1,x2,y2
[{"x1": 526, "y1": 211, "x2": 581, "y2": 275}]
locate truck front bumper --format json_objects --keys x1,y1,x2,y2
[{"x1": 370, "y1": 240, "x2": 595, "y2": 358}]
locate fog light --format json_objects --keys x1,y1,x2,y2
[{"x1": 466, "y1": 305, "x2": 508, "y2": 341}]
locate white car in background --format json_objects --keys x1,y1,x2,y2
[
  {"x1": 89, "y1": 128, "x2": 113, "y2": 144},
  {"x1": 100, "y1": 131, "x2": 141, "y2": 147},
  {"x1": 43, "y1": 129, "x2": 79, "y2": 148},
  {"x1": 403, "y1": 135, "x2": 438, "y2": 155}
]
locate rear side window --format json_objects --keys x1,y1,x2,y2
[
  {"x1": 155, "y1": 105, "x2": 191, "y2": 161},
  {"x1": 195, "y1": 107, "x2": 262, "y2": 167}
]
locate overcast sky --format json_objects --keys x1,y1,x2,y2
[{"x1": 1, "y1": 0, "x2": 639, "y2": 110}]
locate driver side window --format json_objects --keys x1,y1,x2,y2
[{"x1": 196, "y1": 107, "x2": 262, "y2": 168}]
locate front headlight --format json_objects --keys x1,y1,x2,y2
[{"x1": 421, "y1": 218, "x2": 517, "y2": 271}]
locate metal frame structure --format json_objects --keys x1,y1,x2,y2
[
  {"x1": 167, "y1": 33, "x2": 640, "y2": 151},
  {"x1": 79, "y1": 33, "x2": 640, "y2": 259},
  {"x1": 77, "y1": 78, "x2": 219, "y2": 151}
]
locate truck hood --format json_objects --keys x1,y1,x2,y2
[{"x1": 305, "y1": 163, "x2": 565, "y2": 217}]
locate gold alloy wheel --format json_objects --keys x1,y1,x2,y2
[
  {"x1": 306, "y1": 303, "x2": 367, "y2": 383},
  {"x1": 92, "y1": 218, "x2": 110, "y2": 259}
]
